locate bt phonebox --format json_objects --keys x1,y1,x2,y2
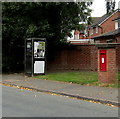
[
  {"x1": 25, "y1": 38, "x2": 46, "y2": 76},
  {"x1": 99, "y1": 50, "x2": 107, "y2": 71}
]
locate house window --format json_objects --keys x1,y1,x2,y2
[
  {"x1": 90, "y1": 28, "x2": 93, "y2": 35},
  {"x1": 74, "y1": 34, "x2": 79, "y2": 40},
  {"x1": 115, "y1": 20, "x2": 120, "y2": 29},
  {"x1": 118, "y1": 20, "x2": 120, "y2": 28},
  {"x1": 115, "y1": 21, "x2": 118, "y2": 29},
  {"x1": 96, "y1": 27, "x2": 98, "y2": 33},
  {"x1": 74, "y1": 29, "x2": 79, "y2": 40}
]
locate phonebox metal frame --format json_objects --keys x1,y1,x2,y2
[{"x1": 25, "y1": 38, "x2": 46, "y2": 76}]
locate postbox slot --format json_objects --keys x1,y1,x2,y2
[{"x1": 100, "y1": 53, "x2": 105, "y2": 54}]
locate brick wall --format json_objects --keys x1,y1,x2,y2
[
  {"x1": 116, "y1": 45, "x2": 120, "y2": 71},
  {"x1": 47, "y1": 44, "x2": 120, "y2": 72},
  {"x1": 100, "y1": 12, "x2": 119, "y2": 33},
  {"x1": 67, "y1": 45, "x2": 91, "y2": 70},
  {"x1": 90, "y1": 45, "x2": 98, "y2": 71},
  {"x1": 98, "y1": 48, "x2": 116, "y2": 83},
  {"x1": 117, "y1": 35, "x2": 120, "y2": 43}
]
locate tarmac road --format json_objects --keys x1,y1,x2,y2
[{"x1": 2, "y1": 85, "x2": 118, "y2": 117}]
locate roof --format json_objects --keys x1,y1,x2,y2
[
  {"x1": 90, "y1": 9, "x2": 120, "y2": 27},
  {"x1": 92, "y1": 28, "x2": 120, "y2": 39},
  {"x1": 91, "y1": 14, "x2": 109, "y2": 27}
]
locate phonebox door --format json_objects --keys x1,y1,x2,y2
[
  {"x1": 33, "y1": 39, "x2": 46, "y2": 75},
  {"x1": 25, "y1": 39, "x2": 33, "y2": 75}
]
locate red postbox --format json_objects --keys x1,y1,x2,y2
[{"x1": 99, "y1": 50, "x2": 107, "y2": 71}]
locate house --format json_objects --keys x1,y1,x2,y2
[
  {"x1": 92, "y1": 28, "x2": 120, "y2": 43},
  {"x1": 68, "y1": 9, "x2": 120, "y2": 44},
  {"x1": 92, "y1": 10, "x2": 120, "y2": 43},
  {"x1": 86, "y1": 9, "x2": 120, "y2": 43}
]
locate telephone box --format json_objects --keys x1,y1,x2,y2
[
  {"x1": 25, "y1": 38, "x2": 46, "y2": 76},
  {"x1": 99, "y1": 50, "x2": 107, "y2": 71}
]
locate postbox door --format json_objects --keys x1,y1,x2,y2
[{"x1": 100, "y1": 50, "x2": 106, "y2": 71}]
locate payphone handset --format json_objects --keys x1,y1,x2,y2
[{"x1": 99, "y1": 50, "x2": 107, "y2": 71}]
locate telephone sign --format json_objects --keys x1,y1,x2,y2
[{"x1": 99, "y1": 50, "x2": 107, "y2": 71}]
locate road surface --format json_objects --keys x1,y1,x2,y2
[{"x1": 2, "y1": 86, "x2": 118, "y2": 117}]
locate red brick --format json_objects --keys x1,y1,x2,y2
[{"x1": 47, "y1": 45, "x2": 120, "y2": 72}]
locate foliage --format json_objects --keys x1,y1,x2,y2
[
  {"x1": 2, "y1": 2, "x2": 92, "y2": 72},
  {"x1": 35, "y1": 71, "x2": 120, "y2": 88},
  {"x1": 105, "y1": 0, "x2": 116, "y2": 14},
  {"x1": 35, "y1": 71, "x2": 98, "y2": 84}
]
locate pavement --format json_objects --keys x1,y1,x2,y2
[{"x1": 1, "y1": 73, "x2": 120, "y2": 106}]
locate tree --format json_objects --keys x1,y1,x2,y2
[
  {"x1": 2, "y1": 2, "x2": 92, "y2": 72},
  {"x1": 105, "y1": 0, "x2": 116, "y2": 14}
]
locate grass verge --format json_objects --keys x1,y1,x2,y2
[{"x1": 34, "y1": 71, "x2": 120, "y2": 88}]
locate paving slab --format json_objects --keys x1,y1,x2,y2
[{"x1": 1, "y1": 73, "x2": 119, "y2": 106}]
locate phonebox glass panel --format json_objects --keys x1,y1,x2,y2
[
  {"x1": 34, "y1": 41, "x2": 45, "y2": 59},
  {"x1": 25, "y1": 38, "x2": 46, "y2": 76},
  {"x1": 99, "y1": 50, "x2": 107, "y2": 71}
]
